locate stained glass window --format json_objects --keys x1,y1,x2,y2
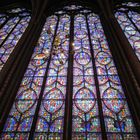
[
  {"x1": 0, "y1": 14, "x2": 7, "y2": 26},
  {"x1": 1, "y1": 4, "x2": 138, "y2": 140},
  {"x1": 0, "y1": 8, "x2": 31, "y2": 71},
  {"x1": 115, "y1": 2, "x2": 140, "y2": 60}
]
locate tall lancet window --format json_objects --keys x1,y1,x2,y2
[
  {"x1": 1, "y1": 4, "x2": 138, "y2": 140},
  {"x1": 0, "y1": 8, "x2": 31, "y2": 71},
  {"x1": 115, "y1": 2, "x2": 140, "y2": 60}
]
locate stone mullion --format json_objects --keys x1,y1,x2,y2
[{"x1": 63, "y1": 14, "x2": 74, "y2": 140}]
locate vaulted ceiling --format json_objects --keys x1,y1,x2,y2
[
  {"x1": 0, "y1": 0, "x2": 139, "y2": 14},
  {"x1": 0, "y1": 0, "x2": 98, "y2": 9},
  {"x1": 0, "y1": 0, "x2": 99, "y2": 15},
  {"x1": 0, "y1": 0, "x2": 31, "y2": 7},
  {"x1": 0, "y1": 0, "x2": 139, "y2": 8}
]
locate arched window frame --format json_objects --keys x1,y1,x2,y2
[{"x1": 0, "y1": 1, "x2": 139, "y2": 139}]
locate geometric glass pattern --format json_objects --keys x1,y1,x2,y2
[
  {"x1": 115, "y1": 3, "x2": 140, "y2": 60},
  {"x1": 88, "y1": 13, "x2": 138, "y2": 140},
  {"x1": 0, "y1": 8, "x2": 31, "y2": 71},
  {"x1": 72, "y1": 14, "x2": 101, "y2": 139},
  {"x1": 1, "y1": 4, "x2": 138, "y2": 140}
]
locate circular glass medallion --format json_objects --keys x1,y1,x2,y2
[
  {"x1": 32, "y1": 53, "x2": 48, "y2": 67},
  {"x1": 16, "y1": 100, "x2": 35, "y2": 113},
  {"x1": 52, "y1": 52, "x2": 67, "y2": 67},
  {"x1": 17, "y1": 89, "x2": 37, "y2": 100},
  {"x1": 16, "y1": 89, "x2": 37, "y2": 113},
  {"x1": 43, "y1": 88, "x2": 64, "y2": 114},
  {"x1": 75, "y1": 52, "x2": 90, "y2": 65},
  {"x1": 96, "y1": 51, "x2": 111, "y2": 65},
  {"x1": 102, "y1": 87, "x2": 125, "y2": 113},
  {"x1": 74, "y1": 88, "x2": 95, "y2": 113}
]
